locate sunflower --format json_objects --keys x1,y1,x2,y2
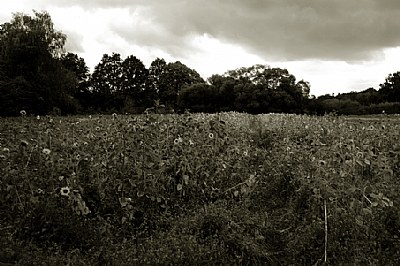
[{"x1": 60, "y1": 186, "x2": 70, "y2": 197}]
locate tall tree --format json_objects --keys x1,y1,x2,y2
[
  {"x1": 121, "y1": 55, "x2": 148, "y2": 109},
  {"x1": 379, "y1": 71, "x2": 400, "y2": 102},
  {"x1": 158, "y1": 61, "x2": 204, "y2": 109},
  {"x1": 147, "y1": 58, "x2": 167, "y2": 103},
  {"x1": 60, "y1": 52, "x2": 91, "y2": 110},
  {"x1": 91, "y1": 53, "x2": 123, "y2": 94},
  {"x1": 60, "y1": 52, "x2": 90, "y2": 86},
  {"x1": 90, "y1": 53, "x2": 123, "y2": 111},
  {"x1": 0, "y1": 10, "x2": 77, "y2": 115}
]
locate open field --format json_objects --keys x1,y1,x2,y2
[{"x1": 1, "y1": 113, "x2": 400, "y2": 265}]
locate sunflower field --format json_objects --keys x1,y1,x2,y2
[{"x1": 0, "y1": 113, "x2": 399, "y2": 265}]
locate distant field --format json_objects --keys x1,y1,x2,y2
[
  {"x1": 1, "y1": 113, "x2": 399, "y2": 265},
  {"x1": 343, "y1": 114, "x2": 400, "y2": 120}
]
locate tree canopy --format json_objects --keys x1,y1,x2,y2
[{"x1": 1, "y1": 10, "x2": 400, "y2": 116}]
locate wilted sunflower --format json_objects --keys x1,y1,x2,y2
[{"x1": 60, "y1": 186, "x2": 70, "y2": 197}]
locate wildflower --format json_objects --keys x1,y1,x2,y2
[
  {"x1": 183, "y1": 175, "x2": 189, "y2": 185},
  {"x1": 20, "y1": 110, "x2": 26, "y2": 116},
  {"x1": 189, "y1": 139, "x2": 194, "y2": 145},
  {"x1": 42, "y1": 148, "x2": 51, "y2": 155},
  {"x1": 36, "y1": 115, "x2": 40, "y2": 120},
  {"x1": 209, "y1": 133, "x2": 214, "y2": 139},
  {"x1": 243, "y1": 150, "x2": 248, "y2": 157},
  {"x1": 112, "y1": 113, "x2": 117, "y2": 119},
  {"x1": 60, "y1": 186, "x2": 70, "y2": 197},
  {"x1": 73, "y1": 142, "x2": 79, "y2": 148},
  {"x1": 96, "y1": 126, "x2": 100, "y2": 131},
  {"x1": 49, "y1": 118, "x2": 53, "y2": 123},
  {"x1": 37, "y1": 188, "x2": 44, "y2": 194},
  {"x1": 2, "y1": 147, "x2": 10, "y2": 152},
  {"x1": 58, "y1": 176, "x2": 64, "y2": 181},
  {"x1": 318, "y1": 160, "x2": 326, "y2": 166},
  {"x1": 174, "y1": 137, "x2": 182, "y2": 145}
]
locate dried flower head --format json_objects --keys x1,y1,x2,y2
[
  {"x1": 42, "y1": 148, "x2": 51, "y2": 155},
  {"x1": 60, "y1": 186, "x2": 70, "y2": 197}
]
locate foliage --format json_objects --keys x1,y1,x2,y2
[
  {"x1": 0, "y1": 11, "x2": 79, "y2": 116},
  {"x1": 157, "y1": 61, "x2": 204, "y2": 109},
  {"x1": 2, "y1": 11, "x2": 400, "y2": 116},
  {"x1": 1, "y1": 113, "x2": 400, "y2": 264},
  {"x1": 379, "y1": 72, "x2": 400, "y2": 102}
]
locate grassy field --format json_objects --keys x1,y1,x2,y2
[{"x1": 0, "y1": 113, "x2": 399, "y2": 265}]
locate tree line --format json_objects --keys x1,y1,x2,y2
[{"x1": 1, "y1": 11, "x2": 399, "y2": 116}]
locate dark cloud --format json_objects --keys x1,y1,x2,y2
[
  {"x1": 104, "y1": 0, "x2": 400, "y2": 62},
  {"x1": 5, "y1": 0, "x2": 400, "y2": 63}
]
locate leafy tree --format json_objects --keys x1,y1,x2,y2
[
  {"x1": 91, "y1": 53, "x2": 123, "y2": 94},
  {"x1": 178, "y1": 83, "x2": 219, "y2": 112},
  {"x1": 355, "y1": 88, "x2": 382, "y2": 106},
  {"x1": 60, "y1": 52, "x2": 90, "y2": 86},
  {"x1": 120, "y1": 55, "x2": 148, "y2": 110},
  {"x1": 90, "y1": 53, "x2": 123, "y2": 111},
  {"x1": 0, "y1": 10, "x2": 77, "y2": 115},
  {"x1": 158, "y1": 61, "x2": 204, "y2": 109},
  {"x1": 208, "y1": 75, "x2": 238, "y2": 111},
  {"x1": 379, "y1": 71, "x2": 400, "y2": 102},
  {"x1": 148, "y1": 58, "x2": 167, "y2": 95},
  {"x1": 60, "y1": 53, "x2": 91, "y2": 111},
  {"x1": 225, "y1": 64, "x2": 309, "y2": 113}
]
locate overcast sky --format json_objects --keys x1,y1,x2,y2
[{"x1": 1, "y1": 0, "x2": 400, "y2": 96}]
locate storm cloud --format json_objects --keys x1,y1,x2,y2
[
  {"x1": 49, "y1": 0, "x2": 399, "y2": 61},
  {"x1": 24, "y1": 0, "x2": 400, "y2": 61}
]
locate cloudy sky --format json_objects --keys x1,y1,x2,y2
[{"x1": 1, "y1": 0, "x2": 400, "y2": 96}]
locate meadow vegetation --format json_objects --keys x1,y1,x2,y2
[{"x1": 0, "y1": 112, "x2": 399, "y2": 265}]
